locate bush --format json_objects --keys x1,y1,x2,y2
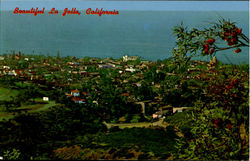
[
  {"x1": 130, "y1": 115, "x2": 141, "y2": 123},
  {"x1": 3, "y1": 149, "x2": 22, "y2": 160}
]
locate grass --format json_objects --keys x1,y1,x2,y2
[
  {"x1": 164, "y1": 110, "x2": 194, "y2": 138},
  {"x1": 0, "y1": 87, "x2": 19, "y2": 101},
  {"x1": 97, "y1": 127, "x2": 179, "y2": 158},
  {"x1": 0, "y1": 101, "x2": 57, "y2": 121},
  {"x1": 165, "y1": 110, "x2": 193, "y2": 127}
]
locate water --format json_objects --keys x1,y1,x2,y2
[{"x1": 0, "y1": 10, "x2": 249, "y2": 64}]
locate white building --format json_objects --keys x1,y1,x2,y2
[
  {"x1": 43, "y1": 97, "x2": 49, "y2": 101},
  {"x1": 123, "y1": 55, "x2": 138, "y2": 62},
  {"x1": 125, "y1": 67, "x2": 136, "y2": 73}
]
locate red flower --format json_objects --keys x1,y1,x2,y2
[
  {"x1": 229, "y1": 81, "x2": 234, "y2": 86},
  {"x1": 214, "y1": 123, "x2": 219, "y2": 128},
  {"x1": 231, "y1": 38, "x2": 237, "y2": 44},
  {"x1": 214, "y1": 119, "x2": 220, "y2": 124},
  {"x1": 207, "y1": 39, "x2": 215, "y2": 45},
  {"x1": 234, "y1": 78, "x2": 239, "y2": 84},
  {"x1": 227, "y1": 123, "x2": 232, "y2": 129},
  {"x1": 224, "y1": 32, "x2": 230, "y2": 36},
  {"x1": 203, "y1": 44, "x2": 209, "y2": 48},
  {"x1": 224, "y1": 38, "x2": 229, "y2": 42},
  {"x1": 236, "y1": 28, "x2": 242, "y2": 34},
  {"x1": 203, "y1": 44, "x2": 209, "y2": 54},
  {"x1": 226, "y1": 85, "x2": 233, "y2": 90},
  {"x1": 231, "y1": 32, "x2": 236, "y2": 37},
  {"x1": 209, "y1": 48, "x2": 215, "y2": 55},
  {"x1": 227, "y1": 42, "x2": 234, "y2": 46},
  {"x1": 234, "y1": 48, "x2": 241, "y2": 53}
]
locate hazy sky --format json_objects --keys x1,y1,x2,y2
[{"x1": 1, "y1": 0, "x2": 249, "y2": 11}]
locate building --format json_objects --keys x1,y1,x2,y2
[
  {"x1": 72, "y1": 97, "x2": 85, "y2": 104},
  {"x1": 123, "y1": 55, "x2": 138, "y2": 62},
  {"x1": 71, "y1": 90, "x2": 80, "y2": 97},
  {"x1": 172, "y1": 107, "x2": 189, "y2": 113},
  {"x1": 43, "y1": 97, "x2": 49, "y2": 101},
  {"x1": 125, "y1": 67, "x2": 137, "y2": 73}
]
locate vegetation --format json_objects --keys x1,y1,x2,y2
[{"x1": 0, "y1": 18, "x2": 248, "y2": 160}]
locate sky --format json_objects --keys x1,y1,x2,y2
[{"x1": 1, "y1": 0, "x2": 249, "y2": 11}]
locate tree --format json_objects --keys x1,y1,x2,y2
[
  {"x1": 172, "y1": 19, "x2": 249, "y2": 65},
  {"x1": 172, "y1": 18, "x2": 249, "y2": 160}
]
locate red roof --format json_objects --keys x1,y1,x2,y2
[
  {"x1": 121, "y1": 93, "x2": 130, "y2": 96},
  {"x1": 82, "y1": 92, "x2": 89, "y2": 95},
  {"x1": 71, "y1": 90, "x2": 79, "y2": 93},
  {"x1": 72, "y1": 97, "x2": 85, "y2": 101},
  {"x1": 15, "y1": 69, "x2": 22, "y2": 75}
]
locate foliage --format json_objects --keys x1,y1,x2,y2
[
  {"x1": 130, "y1": 114, "x2": 141, "y2": 123},
  {"x1": 173, "y1": 63, "x2": 249, "y2": 160},
  {"x1": 98, "y1": 127, "x2": 179, "y2": 158},
  {"x1": 175, "y1": 108, "x2": 249, "y2": 160},
  {"x1": 163, "y1": 80, "x2": 202, "y2": 107},
  {"x1": 172, "y1": 19, "x2": 249, "y2": 65},
  {"x1": 53, "y1": 145, "x2": 82, "y2": 160},
  {"x1": 53, "y1": 145, "x2": 147, "y2": 160},
  {"x1": 3, "y1": 148, "x2": 22, "y2": 160}
]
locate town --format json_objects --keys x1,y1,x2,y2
[
  {"x1": 0, "y1": 51, "x2": 248, "y2": 160},
  {"x1": 0, "y1": 51, "x2": 202, "y2": 121}
]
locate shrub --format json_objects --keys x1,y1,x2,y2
[{"x1": 130, "y1": 115, "x2": 141, "y2": 123}]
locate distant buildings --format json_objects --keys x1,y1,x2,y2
[
  {"x1": 123, "y1": 55, "x2": 138, "y2": 62},
  {"x1": 68, "y1": 90, "x2": 87, "y2": 104}
]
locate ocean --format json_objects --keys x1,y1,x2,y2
[{"x1": 0, "y1": 10, "x2": 249, "y2": 64}]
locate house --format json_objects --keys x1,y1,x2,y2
[
  {"x1": 98, "y1": 64, "x2": 114, "y2": 68},
  {"x1": 3, "y1": 66, "x2": 10, "y2": 69},
  {"x1": 125, "y1": 67, "x2": 136, "y2": 73},
  {"x1": 153, "y1": 106, "x2": 173, "y2": 118},
  {"x1": 71, "y1": 90, "x2": 80, "y2": 97},
  {"x1": 123, "y1": 55, "x2": 138, "y2": 62},
  {"x1": 43, "y1": 97, "x2": 49, "y2": 101},
  {"x1": 135, "y1": 83, "x2": 141, "y2": 87},
  {"x1": 82, "y1": 92, "x2": 90, "y2": 96},
  {"x1": 89, "y1": 72, "x2": 99, "y2": 77},
  {"x1": 72, "y1": 97, "x2": 85, "y2": 104},
  {"x1": 152, "y1": 113, "x2": 159, "y2": 119},
  {"x1": 121, "y1": 93, "x2": 130, "y2": 96},
  {"x1": 152, "y1": 111, "x2": 162, "y2": 118},
  {"x1": 79, "y1": 71, "x2": 90, "y2": 76},
  {"x1": 173, "y1": 107, "x2": 189, "y2": 113},
  {"x1": 8, "y1": 70, "x2": 17, "y2": 76},
  {"x1": 68, "y1": 62, "x2": 79, "y2": 66},
  {"x1": 0, "y1": 56, "x2": 4, "y2": 60},
  {"x1": 15, "y1": 51, "x2": 22, "y2": 60}
]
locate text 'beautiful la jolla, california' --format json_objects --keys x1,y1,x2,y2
[{"x1": 13, "y1": 8, "x2": 119, "y2": 16}]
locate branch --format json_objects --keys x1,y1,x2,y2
[
  {"x1": 238, "y1": 40, "x2": 249, "y2": 47},
  {"x1": 240, "y1": 34, "x2": 249, "y2": 44},
  {"x1": 215, "y1": 44, "x2": 241, "y2": 52}
]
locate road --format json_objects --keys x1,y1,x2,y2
[{"x1": 103, "y1": 118, "x2": 169, "y2": 129}]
